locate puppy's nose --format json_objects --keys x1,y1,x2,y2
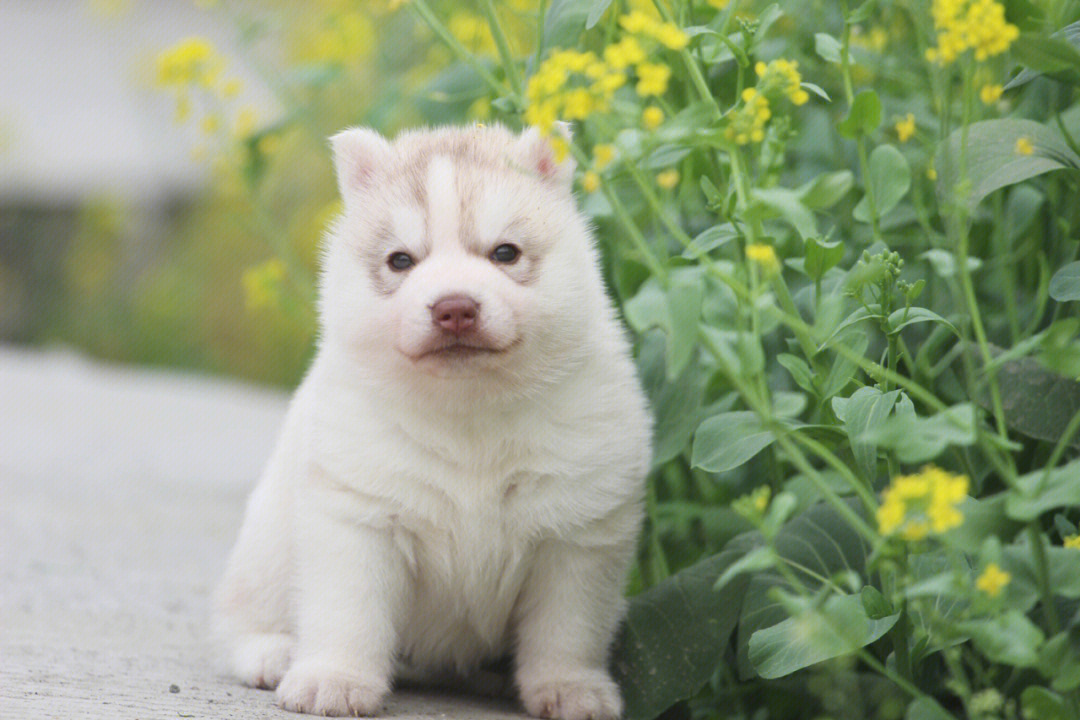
[{"x1": 431, "y1": 295, "x2": 479, "y2": 334}]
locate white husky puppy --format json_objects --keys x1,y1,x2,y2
[{"x1": 213, "y1": 124, "x2": 652, "y2": 720}]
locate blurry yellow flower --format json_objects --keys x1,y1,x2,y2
[
  {"x1": 877, "y1": 466, "x2": 969, "y2": 539},
  {"x1": 200, "y1": 114, "x2": 220, "y2": 135},
  {"x1": 561, "y1": 87, "x2": 594, "y2": 120},
  {"x1": 550, "y1": 135, "x2": 570, "y2": 162},
  {"x1": 582, "y1": 171, "x2": 600, "y2": 193},
  {"x1": 654, "y1": 24, "x2": 690, "y2": 50},
  {"x1": 642, "y1": 105, "x2": 664, "y2": 130},
  {"x1": 299, "y1": 10, "x2": 376, "y2": 64},
  {"x1": 927, "y1": 167, "x2": 938, "y2": 181},
  {"x1": 603, "y1": 37, "x2": 646, "y2": 69},
  {"x1": 852, "y1": 26, "x2": 889, "y2": 52},
  {"x1": 733, "y1": 485, "x2": 771, "y2": 520},
  {"x1": 976, "y1": 563, "x2": 1010, "y2": 597},
  {"x1": 926, "y1": 0, "x2": 1018, "y2": 65},
  {"x1": 155, "y1": 37, "x2": 222, "y2": 88},
  {"x1": 635, "y1": 62, "x2": 672, "y2": 96},
  {"x1": 656, "y1": 169, "x2": 680, "y2": 189},
  {"x1": 448, "y1": 11, "x2": 496, "y2": 56},
  {"x1": 980, "y1": 83, "x2": 1003, "y2": 104},
  {"x1": 1064, "y1": 535, "x2": 1080, "y2": 549},
  {"x1": 725, "y1": 87, "x2": 771, "y2": 145},
  {"x1": 593, "y1": 144, "x2": 616, "y2": 169},
  {"x1": 1015, "y1": 136, "x2": 1034, "y2": 155},
  {"x1": 755, "y1": 58, "x2": 809, "y2": 105},
  {"x1": 745, "y1": 243, "x2": 780, "y2": 274},
  {"x1": 233, "y1": 106, "x2": 257, "y2": 138},
  {"x1": 707, "y1": 0, "x2": 731, "y2": 8},
  {"x1": 221, "y1": 78, "x2": 243, "y2": 98},
  {"x1": 895, "y1": 113, "x2": 916, "y2": 142},
  {"x1": 257, "y1": 134, "x2": 282, "y2": 156},
  {"x1": 242, "y1": 258, "x2": 287, "y2": 311}
]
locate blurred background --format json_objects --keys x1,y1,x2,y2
[{"x1": 0, "y1": 0, "x2": 525, "y2": 387}]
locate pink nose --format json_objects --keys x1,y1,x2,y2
[{"x1": 431, "y1": 295, "x2": 479, "y2": 334}]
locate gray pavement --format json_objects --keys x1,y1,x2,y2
[{"x1": 0, "y1": 347, "x2": 526, "y2": 720}]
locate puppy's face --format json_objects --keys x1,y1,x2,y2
[{"x1": 320, "y1": 125, "x2": 599, "y2": 392}]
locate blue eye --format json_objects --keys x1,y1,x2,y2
[
  {"x1": 388, "y1": 252, "x2": 415, "y2": 271},
  {"x1": 490, "y1": 244, "x2": 521, "y2": 264}
]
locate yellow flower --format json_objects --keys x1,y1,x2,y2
[
  {"x1": 582, "y1": 171, "x2": 600, "y2": 193},
  {"x1": 755, "y1": 58, "x2": 809, "y2": 105},
  {"x1": 927, "y1": 167, "x2": 938, "y2": 181},
  {"x1": 221, "y1": 78, "x2": 242, "y2": 99},
  {"x1": 642, "y1": 106, "x2": 664, "y2": 130},
  {"x1": 745, "y1": 243, "x2": 780, "y2": 274},
  {"x1": 448, "y1": 11, "x2": 496, "y2": 56},
  {"x1": 926, "y1": 0, "x2": 1019, "y2": 65},
  {"x1": 1064, "y1": 535, "x2": 1080, "y2": 549},
  {"x1": 242, "y1": 258, "x2": 287, "y2": 311},
  {"x1": 980, "y1": 83, "x2": 1003, "y2": 104},
  {"x1": 976, "y1": 563, "x2": 1011, "y2": 597},
  {"x1": 654, "y1": 23, "x2": 690, "y2": 50},
  {"x1": 300, "y1": 10, "x2": 376, "y2": 64},
  {"x1": 656, "y1": 169, "x2": 680, "y2": 189},
  {"x1": 635, "y1": 62, "x2": 672, "y2": 96},
  {"x1": 895, "y1": 113, "x2": 916, "y2": 142},
  {"x1": 707, "y1": 0, "x2": 731, "y2": 7},
  {"x1": 200, "y1": 114, "x2": 220, "y2": 135},
  {"x1": 233, "y1": 106, "x2": 257, "y2": 138},
  {"x1": 593, "y1": 144, "x2": 616, "y2": 170},
  {"x1": 1015, "y1": 136, "x2": 1034, "y2": 155},
  {"x1": 724, "y1": 88, "x2": 771, "y2": 145},
  {"x1": 550, "y1": 135, "x2": 570, "y2": 162},
  {"x1": 561, "y1": 87, "x2": 595, "y2": 120},
  {"x1": 155, "y1": 37, "x2": 222, "y2": 88},
  {"x1": 603, "y1": 37, "x2": 646, "y2": 69},
  {"x1": 878, "y1": 466, "x2": 968, "y2": 539},
  {"x1": 733, "y1": 485, "x2": 771, "y2": 520}
]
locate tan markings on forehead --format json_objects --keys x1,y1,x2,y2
[{"x1": 424, "y1": 156, "x2": 459, "y2": 246}]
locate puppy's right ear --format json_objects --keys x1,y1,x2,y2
[{"x1": 329, "y1": 127, "x2": 393, "y2": 196}]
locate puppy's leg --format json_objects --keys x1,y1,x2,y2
[
  {"x1": 513, "y1": 537, "x2": 633, "y2": 720},
  {"x1": 276, "y1": 487, "x2": 406, "y2": 718},
  {"x1": 214, "y1": 464, "x2": 295, "y2": 690}
]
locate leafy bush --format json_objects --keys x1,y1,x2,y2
[{"x1": 95, "y1": 0, "x2": 1080, "y2": 717}]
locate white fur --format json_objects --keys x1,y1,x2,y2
[{"x1": 213, "y1": 124, "x2": 652, "y2": 720}]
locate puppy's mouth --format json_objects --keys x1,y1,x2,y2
[{"x1": 410, "y1": 336, "x2": 521, "y2": 362}]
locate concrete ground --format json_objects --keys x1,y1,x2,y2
[{"x1": 0, "y1": 347, "x2": 525, "y2": 720}]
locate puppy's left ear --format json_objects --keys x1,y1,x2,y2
[
  {"x1": 329, "y1": 127, "x2": 393, "y2": 196},
  {"x1": 516, "y1": 122, "x2": 576, "y2": 189}
]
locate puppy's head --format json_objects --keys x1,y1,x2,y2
[{"x1": 319, "y1": 124, "x2": 605, "y2": 398}]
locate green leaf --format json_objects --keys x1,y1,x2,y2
[
  {"x1": 1012, "y1": 32, "x2": 1080, "y2": 74},
  {"x1": 642, "y1": 144, "x2": 693, "y2": 169},
  {"x1": 958, "y1": 610, "x2": 1045, "y2": 668},
  {"x1": 920, "y1": 249, "x2": 982, "y2": 278},
  {"x1": 585, "y1": 0, "x2": 613, "y2": 29},
  {"x1": 1050, "y1": 261, "x2": 1080, "y2": 301},
  {"x1": 798, "y1": 171, "x2": 854, "y2": 210},
  {"x1": 815, "y1": 32, "x2": 843, "y2": 63},
  {"x1": 936, "y1": 119, "x2": 1080, "y2": 211},
  {"x1": 665, "y1": 277, "x2": 704, "y2": 380},
  {"x1": 805, "y1": 238, "x2": 845, "y2": 281},
  {"x1": 748, "y1": 593, "x2": 899, "y2": 678},
  {"x1": 854, "y1": 144, "x2": 911, "y2": 222},
  {"x1": 886, "y1": 307, "x2": 958, "y2": 336},
  {"x1": 1006, "y1": 20, "x2": 1080, "y2": 88},
  {"x1": 692, "y1": 411, "x2": 776, "y2": 472},
  {"x1": 972, "y1": 347, "x2": 1080, "y2": 449},
  {"x1": 748, "y1": 187, "x2": 818, "y2": 239},
  {"x1": 1005, "y1": 458, "x2": 1080, "y2": 521},
  {"x1": 837, "y1": 89, "x2": 882, "y2": 138},
  {"x1": 861, "y1": 404, "x2": 977, "y2": 463},
  {"x1": 682, "y1": 224, "x2": 738, "y2": 257},
  {"x1": 836, "y1": 386, "x2": 899, "y2": 482},
  {"x1": 860, "y1": 585, "x2": 894, "y2": 620},
  {"x1": 1021, "y1": 687, "x2": 1072, "y2": 720},
  {"x1": 542, "y1": 0, "x2": 590, "y2": 52},
  {"x1": 636, "y1": 331, "x2": 706, "y2": 466},
  {"x1": 737, "y1": 500, "x2": 871, "y2": 677},
  {"x1": 778, "y1": 354, "x2": 815, "y2": 394},
  {"x1": 612, "y1": 536, "x2": 757, "y2": 720},
  {"x1": 714, "y1": 546, "x2": 777, "y2": 592},
  {"x1": 905, "y1": 697, "x2": 955, "y2": 720}
]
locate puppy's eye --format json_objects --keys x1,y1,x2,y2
[
  {"x1": 490, "y1": 243, "x2": 521, "y2": 264},
  {"x1": 387, "y1": 252, "x2": 415, "y2": 271}
]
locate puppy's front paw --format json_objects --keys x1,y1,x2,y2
[
  {"x1": 519, "y1": 668, "x2": 622, "y2": 720},
  {"x1": 232, "y1": 633, "x2": 293, "y2": 690},
  {"x1": 276, "y1": 660, "x2": 388, "y2": 717}
]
